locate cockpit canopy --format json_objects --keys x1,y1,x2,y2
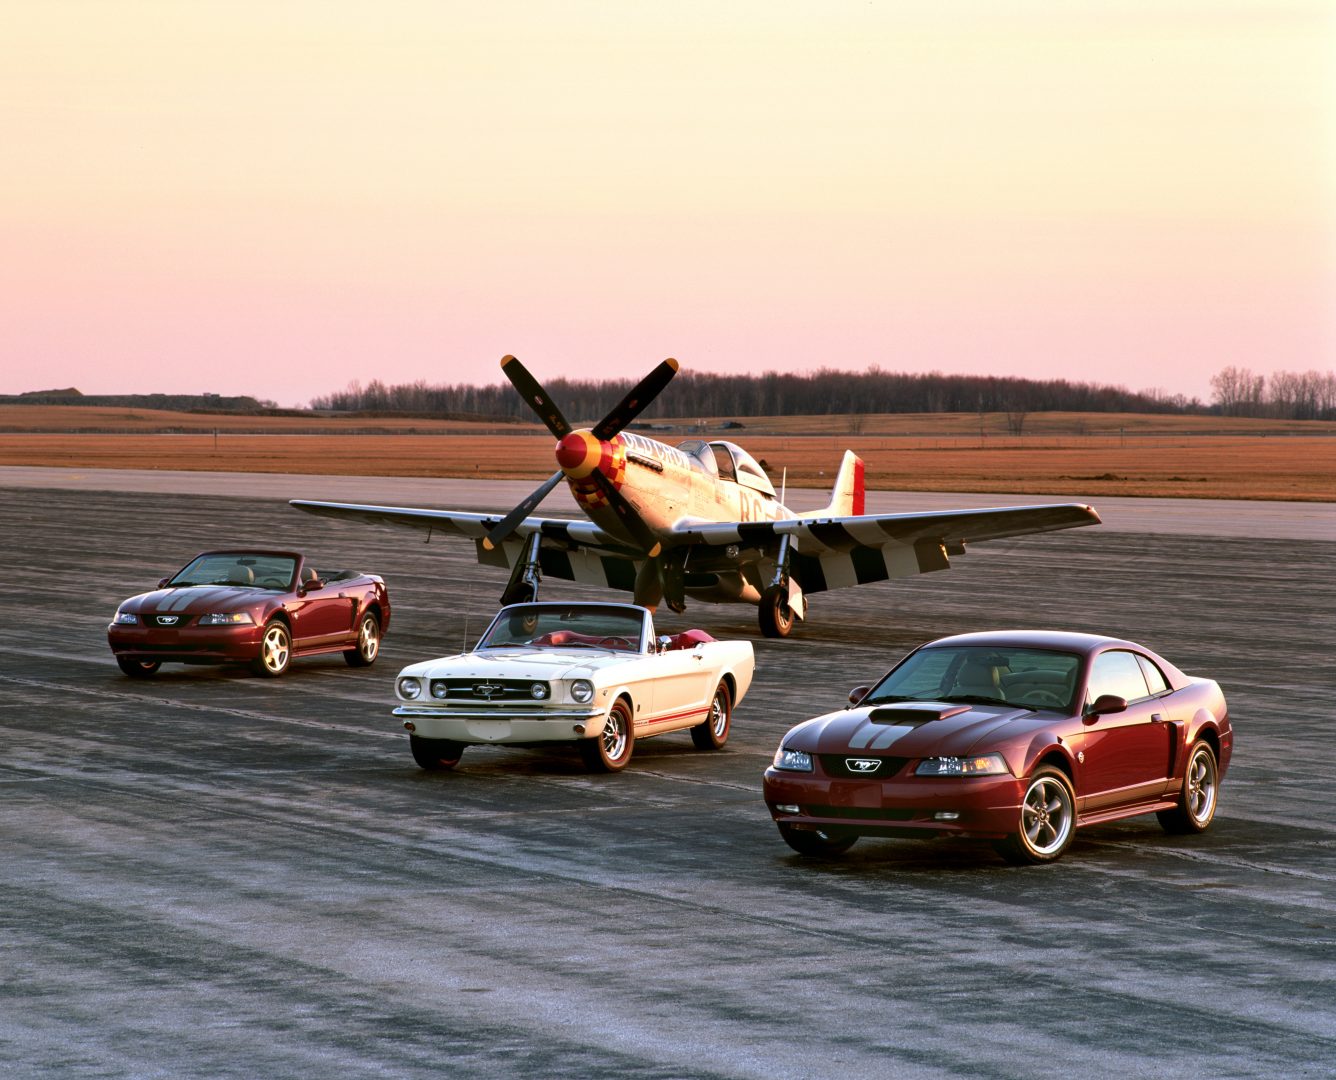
[{"x1": 677, "y1": 439, "x2": 776, "y2": 498}]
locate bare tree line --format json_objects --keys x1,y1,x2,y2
[{"x1": 310, "y1": 365, "x2": 1336, "y2": 422}]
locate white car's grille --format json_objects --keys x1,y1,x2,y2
[{"x1": 438, "y1": 678, "x2": 549, "y2": 701}]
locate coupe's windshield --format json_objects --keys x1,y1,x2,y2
[
  {"x1": 168, "y1": 553, "x2": 297, "y2": 591},
  {"x1": 481, "y1": 605, "x2": 646, "y2": 652},
  {"x1": 863, "y1": 646, "x2": 1081, "y2": 711}
]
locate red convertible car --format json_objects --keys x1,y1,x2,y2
[
  {"x1": 108, "y1": 549, "x2": 390, "y2": 678},
  {"x1": 764, "y1": 630, "x2": 1231, "y2": 864}
]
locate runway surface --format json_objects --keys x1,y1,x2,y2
[{"x1": 2, "y1": 473, "x2": 1334, "y2": 1078}]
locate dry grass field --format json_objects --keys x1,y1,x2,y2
[{"x1": 2, "y1": 405, "x2": 1333, "y2": 501}]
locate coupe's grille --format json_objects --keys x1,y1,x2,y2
[
  {"x1": 806, "y1": 806, "x2": 915, "y2": 821},
  {"x1": 438, "y1": 679, "x2": 548, "y2": 701},
  {"x1": 818, "y1": 755, "x2": 909, "y2": 779}
]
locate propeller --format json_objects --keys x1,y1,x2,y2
[{"x1": 481, "y1": 354, "x2": 678, "y2": 554}]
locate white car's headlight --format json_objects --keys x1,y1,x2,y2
[
  {"x1": 530, "y1": 682, "x2": 550, "y2": 700},
  {"x1": 198, "y1": 612, "x2": 255, "y2": 626},
  {"x1": 113, "y1": 611, "x2": 137, "y2": 625},
  {"x1": 570, "y1": 679, "x2": 594, "y2": 704},
  {"x1": 773, "y1": 747, "x2": 813, "y2": 772},
  {"x1": 914, "y1": 753, "x2": 1010, "y2": 777},
  {"x1": 398, "y1": 677, "x2": 423, "y2": 700},
  {"x1": 430, "y1": 680, "x2": 449, "y2": 700}
]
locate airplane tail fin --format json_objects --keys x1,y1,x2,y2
[{"x1": 805, "y1": 450, "x2": 865, "y2": 518}]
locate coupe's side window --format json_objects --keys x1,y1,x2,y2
[
  {"x1": 1087, "y1": 650, "x2": 1152, "y2": 705},
  {"x1": 1136, "y1": 654, "x2": 1170, "y2": 696}
]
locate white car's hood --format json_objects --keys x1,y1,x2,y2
[{"x1": 399, "y1": 647, "x2": 640, "y2": 681}]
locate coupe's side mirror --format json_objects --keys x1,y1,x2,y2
[
  {"x1": 849, "y1": 685, "x2": 871, "y2": 706},
  {"x1": 1086, "y1": 693, "x2": 1128, "y2": 718},
  {"x1": 158, "y1": 577, "x2": 170, "y2": 588}
]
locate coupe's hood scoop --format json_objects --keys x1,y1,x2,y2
[{"x1": 867, "y1": 703, "x2": 971, "y2": 726}]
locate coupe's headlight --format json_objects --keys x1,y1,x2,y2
[
  {"x1": 773, "y1": 747, "x2": 813, "y2": 772},
  {"x1": 530, "y1": 682, "x2": 550, "y2": 700},
  {"x1": 198, "y1": 612, "x2": 255, "y2": 626},
  {"x1": 914, "y1": 753, "x2": 1010, "y2": 777},
  {"x1": 570, "y1": 679, "x2": 594, "y2": 704},
  {"x1": 113, "y1": 611, "x2": 137, "y2": 625},
  {"x1": 398, "y1": 677, "x2": 423, "y2": 700}
]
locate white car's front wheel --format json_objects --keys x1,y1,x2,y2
[
  {"x1": 581, "y1": 698, "x2": 635, "y2": 773},
  {"x1": 691, "y1": 682, "x2": 731, "y2": 750}
]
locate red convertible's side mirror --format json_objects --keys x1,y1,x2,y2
[
  {"x1": 849, "y1": 685, "x2": 871, "y2": 706},
  {"x1": 158, "y1": 577, "x2": 171, "y2": 588},
  {"x1": 297, "y1": 578, "x2": 324, "y2": 596},
  {"x1": 1086, "y1": 693, "x2": 1128, "y2": 718}
]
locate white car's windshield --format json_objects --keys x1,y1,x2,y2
[
  {"x1": 481, "y1": 606, "x2": 645, "y2": 652},
  {"x1": 864, "y1": 646, "x2": 1081, "y2": 711}
]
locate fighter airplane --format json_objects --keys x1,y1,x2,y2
[{"x1": 291, "y1": 356, "x2": 1100, "y2": 637}]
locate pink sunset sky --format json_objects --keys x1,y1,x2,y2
[{"x1": 3, "y1": 2, "x2": 1332, "y2": 409}]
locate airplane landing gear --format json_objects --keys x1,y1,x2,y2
[
  {"x1": 758, "y1": 585, "x2": 795, "y2": 638},
  {"x1": 499, "y1": 530, "x2": 543, "y2": 606}
]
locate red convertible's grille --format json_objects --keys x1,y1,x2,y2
[
  {"x1": 818, "y1": 755, "x2": 909, "y2": 779},
  {"x1": 805, "y1": 806, "x2": 915, "y2": 821}
]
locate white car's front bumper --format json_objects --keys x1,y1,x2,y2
[{"x1": 393, "y1": 705, "x2": 606, "y2": 744}]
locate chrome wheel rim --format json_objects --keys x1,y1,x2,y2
[
  {"x1": 709, "y1": 691, "x2": 728, "y2": 738},
  {"x1": 262, "y1": 625, "x2": 289, "y2": 672},
  {"x1": 359, "y1": 618, "x2": 379, "y2": 661},
  {"x1": 1186, "y1": 748, "x2": 1217, "y2": 824},
  {"x1": 602, "y1": 708, "x2": 628, "y2": 761},
  {"x1": 1021, "y1": 776, "x2": 1073, "y2": 856}
]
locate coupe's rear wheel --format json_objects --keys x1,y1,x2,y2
[
  {"x1": 252, "y1": 620, "x2": 291, "y2": 678},
  {"x1": 344, "y1": 612, "x2": 381, "y2": 667},
  {"x1": 777, "y1": 823, "x2": 857, "y2": 857},
  {"x1": 758, "y1": 585, "x2": 795, "y2": 638},
  {"x1": 1157, "y1": 740, "x2": 1218, "y2": 834},
  {"x1": 580, "y1": 698, "x2": 635, "y2": 773},
  {"x1": 116, "y1": 657, "x2": 161, "y2": 678},
  {"x1": 691, "y1": 682, "x2": 732, "y2": 750},
  {"x1": 996, "y1": 767, "x2": 1076, "y2": 865},
  {"x1": 410, "y1": 735, "x2": 464, "y2": 771}
]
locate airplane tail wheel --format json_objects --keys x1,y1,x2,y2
[{"x1": 758, "y1": 585, "x2": 795, "y2": 638}]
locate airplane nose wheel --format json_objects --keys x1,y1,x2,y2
[{"x1": 759, "y1": 585, "x2": 795, "y2": 638}]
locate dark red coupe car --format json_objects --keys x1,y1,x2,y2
[
  {"x1": 108, "y1": 549, "x2": 390, "y2": 678},
  {"x1": 764, "y1": 630, "x2": 1231, "y2": 864}
]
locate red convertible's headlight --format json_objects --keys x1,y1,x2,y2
[
  {"x1": 198, "y1": 612, "x2": 256, "y2": 626},
  {"x1": 915, "y1": 753, "x2": 1010, "y2": 777}
]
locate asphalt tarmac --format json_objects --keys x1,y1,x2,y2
[{"x1": 2, "y1": 474, "x2": 1334, "y2": 1079}]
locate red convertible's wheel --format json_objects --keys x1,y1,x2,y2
[
  {"x1": 777, "y1": 823, "x2": 857, "y2": 858},
  {"x1": 995, "y1": 767, "x2": 1076, "y2": 865},
  {"x1": 252, "y1": 620, "x2": 292, "y2": 678},
  {"x1": 581, "y1": 698, "x2": 635, "y2": 773},
  {"x1": 344, "y1": 613, "x2": 381, "y2": 667},
  {"x1": 691, "y1": 682, "x2": 731, "y2": 750},
  {"x1": 116, "y1": 657, "x2": 161, "y2": 678},
  {"x1": 1157, "y1": 740, "x2": 1219, "y2": 835},
  {"x1": 410, "y1": 735, "x2": 464, "y2": 771}
]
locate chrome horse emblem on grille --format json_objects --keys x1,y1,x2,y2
[
  {"x1": 845, "y1": 758, "x2": 881, "y2": 773},
  {"x1": 156, "y1": 615, "x2": 179, "y2": 626},
  {"x1": 473, "y1": 682, "x2": 503, "y2": 699}
]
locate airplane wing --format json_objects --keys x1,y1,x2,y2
[
  {"x1": 289, "y1": 499, "x2": 644, "y2": 590},
  {"x1": 670, "y1": 503, "x2": 1100, "y2": 593}
]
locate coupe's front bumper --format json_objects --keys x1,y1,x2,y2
[
  {"x1": 763, "y1": 768, "x2": 1026, "y2": 840},
  {"x1": 394, "y1": 705, "x2": 606, "y2": 745}
]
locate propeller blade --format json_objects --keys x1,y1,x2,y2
[
  {"x1": 481, "y1": 468, "x2": 565, "y2": 551},
  {"x1": 589, "y1": 469, "x2": 662, "y2": 558},
  {"x1": 500, "y1": 354, "x2": 572, "y2": 439},
  {"x1": 590, "y1": 357, "x2": 679, "y2": 441}
]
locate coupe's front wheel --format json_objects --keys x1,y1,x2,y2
[
  {"x1": 691, "y1": 682, "x2": 732, "y2": 750},
  {"x1": 580, "y1": 699, "x2": 635, "y2": 773},
  {"x1": 410, "y1": 735, "x2": 464, "y2": 771},
  {"x1": 777, "y1": 823, "x2": 857, "y2": 858},
  {"x1": 116, "y1": 657, "x2": 161, "y2": 678},
  {"x1": 252, "y1": 620, "x2": 292, "y2": 678},
  {"x1": 344, "y1": 613, "x2": 381, "y2": 667},
  {"x1": 995, "y1": 767, "x2": 1076, "y2": 865},
  {"x1": 1157, "y1": 740, "x2": 1218, "y2": 834}
]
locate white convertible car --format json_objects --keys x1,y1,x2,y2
[{"x1": 394, "y1": 601, "x2": 755, "y2": 773}]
